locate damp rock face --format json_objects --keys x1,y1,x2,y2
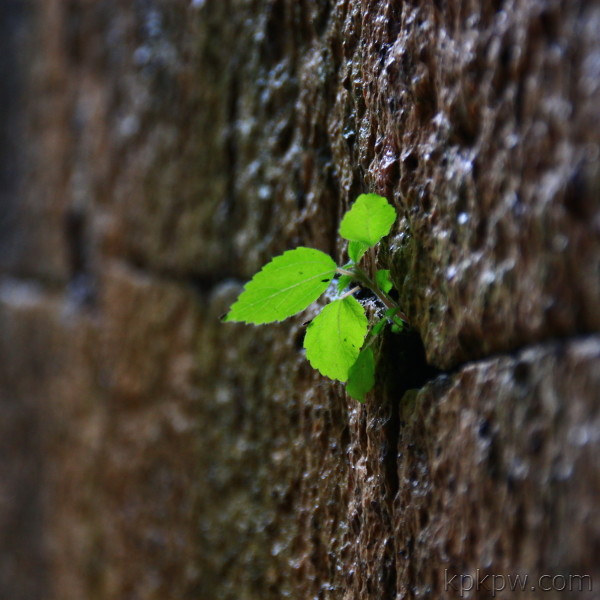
[{"x1": 0, "y1": 1, "x2": 599, "y2": 599}]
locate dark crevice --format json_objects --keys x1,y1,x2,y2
[
  {"x1": 64, "y1": 207, "x2": 96, "y2": 308},
  {"x1": 563, "y1": 164, "x2": 595, "y2": 221},
  {"x1": 0, "y1": 0, "x2": 28, "y2": 273},
  {"x1": 262, "y1": 0, "x2": 287, "y2": 65},
  {"x1": 378, "y1": 327, "x2": 442, "y2": 599},
  {"x1": 437, "y1": 331, "x2": 600, "y2": 387},
  {"x1": 382, "y1": 328, "x2": 443, "y2": 398}
]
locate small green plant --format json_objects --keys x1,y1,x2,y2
[{"x1": 223, "y1": 194, "x2": 406, "y2": 401}]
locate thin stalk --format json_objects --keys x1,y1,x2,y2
[
  {"x1": 339, "y1": 286, "x2": 361, "y2": 300},
  {"x1": 336, "y1": 266, "x2": 408, "y2": 322}
]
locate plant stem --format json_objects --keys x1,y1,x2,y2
[
  {"x1": 339, "y1": 286, "x2": 361, "y2": 300},
  {"x1": 336, "y1": 266, "x2": 408, "y2": 322}
]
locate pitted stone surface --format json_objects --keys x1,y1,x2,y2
[
  {"x1": 371, "y1": 1, "x2": 600, "y2": 369},
  {"x1": 394, "y1": 337, "x2": 600, "y2": 598}
]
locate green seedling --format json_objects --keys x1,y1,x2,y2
[{"x1": 223, "y1": 193, "x2": 407, "y2": 401}]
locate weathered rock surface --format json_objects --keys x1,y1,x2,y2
[
  {"x1": 395, "y1": 337, "x2": 600, "y2": 599},
  {"x1": 379, "y1": 1, "x2": 600, "y2": 369},
  {"x1": 0, "y1": 0, "x2": 598, "y2": 599}
]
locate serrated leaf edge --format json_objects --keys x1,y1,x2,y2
[
  {"x1": 304, "y1": 297, "x2": 368, "y2": 382},
  {"x1": 225, "y1": 247, "x2": 336, "y2": 324},
  {"x1": 340, "y1": 194, "x2": 396, "y2": 247}
]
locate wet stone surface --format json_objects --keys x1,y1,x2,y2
[
  {"x1": 394, "y1": 336, "x2": 600, "y2": 598},
  {"x1": 0, "y1": 0, "x2": 598, "y2": 599}
]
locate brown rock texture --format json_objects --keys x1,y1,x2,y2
[{"x1": 0, "y1": 1, "x2": 598, "y2": 599}]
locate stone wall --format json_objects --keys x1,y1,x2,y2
[{"x1": 0, "y1": 1, "x2": 598, "y2": 598}]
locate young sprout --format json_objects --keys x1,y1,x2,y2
[{"x1": 223, "y1": 194, "x2": 406, "y2": 401}]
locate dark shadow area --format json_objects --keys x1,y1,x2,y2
[{"x1": 0, "y1": 1, "x2": 28, "y2": 273}]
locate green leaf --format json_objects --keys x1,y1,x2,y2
[
  {"x1": 304, "y1": 296, "x2": 368, "y2": 382},
  {"x1": 346, "y1": 347, "x2": 375, "y2": 402},
  {"x1": 383, "y1": 306, "x2": 405, "y2": 332},
  {"x1": 336, "y1": 274, "x2": 354, "y2": 293},
  {"x1": 348, "y1": 241, "x2": 370, "y2": 263},
  {"x1": 392, "y1": 316, "x2": 404, "y2": 330},
  {"x1": 375, "y1": 269, "x2": 393, "y2": 294},
  {"x1": 224, "y1": 247, "x2": 337, "y2": 324},
  {"x1": 370, "y1": 318, "x2": 388, "y2": 337},
  {"x1": 339, "y1": 194, "x2": 396, "y2": 248}
]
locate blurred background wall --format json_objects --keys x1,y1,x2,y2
[{"x1": 0, "y1": 1, "x2": 599, "y2": 598}]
